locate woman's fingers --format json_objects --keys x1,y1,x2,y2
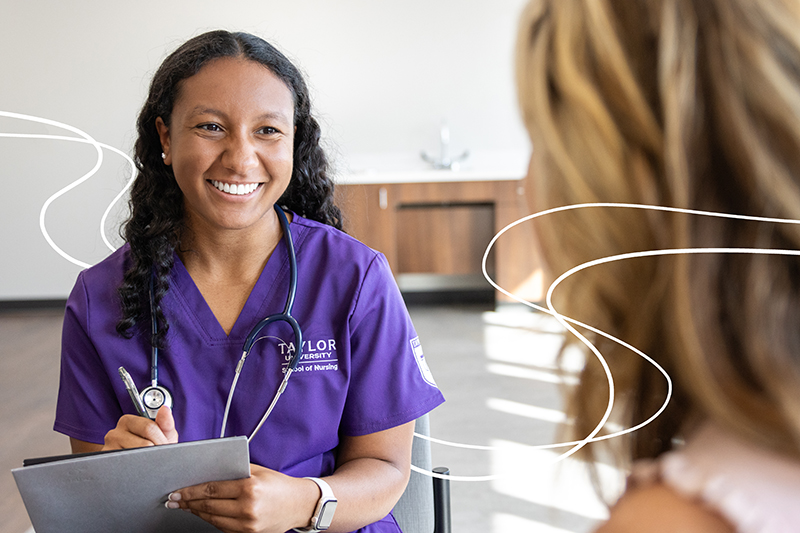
[
  {"x1": 167, "y1": 465, "x2": 302, "y2": 532},
  {"x1": 124, "y1": 415, "x2": 173, "y2": 445},
  {"x1": 103, "y1": 412, "x2": 176, "y2": 449},
  {"x1": 171, "y1": 478, "x2": 245, "y2": 506},
  {"x1": 167, "y1": 490, "x2": 242, "y2": 517},
  {"x1": 168, "y1": 480, "x2": 252, "y2": 531},
  {"x1": 155, "y1": 405, "x2": 179, "y2": 443}
]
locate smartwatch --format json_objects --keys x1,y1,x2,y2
[{"x1": 293, "y1": 477, "x2": 338, "y2": 532}]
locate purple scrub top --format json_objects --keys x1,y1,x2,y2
[{"x1": 55, "y1": 213, "x2": 445, "y2": 533}]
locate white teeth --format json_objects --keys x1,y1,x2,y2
[{"x1": 211, "y1": 181, "x2": 259, "y2": 196}]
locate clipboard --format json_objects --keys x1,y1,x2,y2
[{"x1": 12, "y1": 436, "x2": 250, "y2": 533}]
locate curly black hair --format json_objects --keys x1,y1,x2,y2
[{"x1": 117, "y1": 30, "x2": 342, "y2": 345}]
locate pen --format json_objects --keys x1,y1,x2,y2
[{"x1": 118, "y1": 366, "x2": 151, "y2": 419}]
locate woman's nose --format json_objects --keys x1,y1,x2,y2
[{"x1": 222, "y1": 134, "x2": 259, "y2": 175}]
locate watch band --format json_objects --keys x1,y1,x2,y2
[{"x1": 293, "y1": 477, "x2": 338, "y2": 532}]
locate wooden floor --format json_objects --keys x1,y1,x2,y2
[{"x1": 1, "y1": 308, "x2": 70, "y2": 533}]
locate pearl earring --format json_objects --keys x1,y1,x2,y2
[{"x1": 161, "y1": 152, "x2": 166, "y2": 160}]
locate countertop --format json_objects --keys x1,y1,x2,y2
[{"x1": 334, "y1": 150, "x2": 530, "y2": 185}]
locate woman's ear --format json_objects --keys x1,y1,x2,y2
[{"x1": 155, "y1": 117, "x2": 172, "y2": 165}]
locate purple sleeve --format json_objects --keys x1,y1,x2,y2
[
  {"x1": 340, "y1": 254, "x2": 444, "y2": 436},
  {"x1": 54, "y1": 272, "x2": 124, "y2": 444}
]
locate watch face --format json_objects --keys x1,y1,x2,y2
[{"x1": 317, "y1": 500, "x2": 338, "y2": 529}]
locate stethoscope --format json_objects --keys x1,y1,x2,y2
[{"x1": 119, "y1": 205, "x2": 304, "y2": 442}]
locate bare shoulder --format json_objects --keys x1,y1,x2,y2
[{"x1": 595, "y1": 483, "x2": 734, "y2": 533}]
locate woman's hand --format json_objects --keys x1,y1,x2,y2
[
  {"x1": 102, "y1": 405, "x2": 179, "y2": 450},
  {"x1": 166, "y1": 464, "x2": 318, "y2": 533},
  {"x1": 69, "y1": 405, "x2": 179, "y2": 453},
  {"x1": 166, "y1": 421, "x2": 415, "y2": 533}
]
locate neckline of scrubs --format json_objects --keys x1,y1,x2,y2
[{"x1": 168, "y1": 225, "x2": 294, "y2": 343}]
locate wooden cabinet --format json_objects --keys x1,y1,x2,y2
[
  {"x1": 395, "y1": 203, "x2": 495, "y2": 276},
  {"x1": 334, "y1": 178, "x2": 544, "y2": 303}
]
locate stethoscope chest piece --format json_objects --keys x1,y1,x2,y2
[{"x1": 141, "y1": 385, "x2": 173, "y2": 419}]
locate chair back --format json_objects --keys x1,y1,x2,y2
[{"x1": 393, "y1": 415, "x2": 435, "y2": 533}]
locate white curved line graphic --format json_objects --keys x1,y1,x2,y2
[
  {"x1": 7, "y1": 114, "x2": 798, "y2": 483},
  {"x1": 406, "y1": 204, "x2": 800, "y2": 482},
  {"x1": 0, "y1": 111, "x2": 135, "y2": 267}
]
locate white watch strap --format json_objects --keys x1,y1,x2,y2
[{"x1": 293, "y1": 477, "x2": 337, "y2": 532}]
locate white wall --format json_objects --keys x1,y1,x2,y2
[{"x1": 0, "y1": 0, "x2": 530, "y2": 300}]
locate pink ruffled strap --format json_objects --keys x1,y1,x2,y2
[{"x1": 632, "y1": 423, "x2": 800, "y2": 533}]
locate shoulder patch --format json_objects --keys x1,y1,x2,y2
[{"x1": 410, "y1": 336, "x2": 437, "y2": 387}]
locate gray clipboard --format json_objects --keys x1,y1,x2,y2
[{"x1": 12, "y1": 436, "x2": 250, "y2": 533}]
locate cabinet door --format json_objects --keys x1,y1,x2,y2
[
  {"x1": 395, "y1": 203, "x2": 495, "y2": 277},
  {"x1": 335, "y1": 183, "x2": 397, "y2": 265}
]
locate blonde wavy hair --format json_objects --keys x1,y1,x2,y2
[{"x1": 516, "y1": 0, "x2": 800, "y2": 470}]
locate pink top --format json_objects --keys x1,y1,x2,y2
[{"x1": 631, "y1": 423, "x2": 800, "y2": 532}]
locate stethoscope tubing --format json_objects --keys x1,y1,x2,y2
[
  {"x1": 149, "y1": 274, "x2": 160, "y2": 388},
  {"x1": 147, "y1": 204, "x2": 304, "y2": 441},
  {"x1": 219, "y1": 205, "x2": 304, "y2": 440}
]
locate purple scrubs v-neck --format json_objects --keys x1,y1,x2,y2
[{"x1": 55, "y1": 214, "x2": 444, "y2": 531}]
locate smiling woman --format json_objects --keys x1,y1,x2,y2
[
  {"x1": 155, "y1": 58, "x2": 296, "y2": 237},
  {"x1": 53, "y1": 30, "x2": 444, "y2": 533}
]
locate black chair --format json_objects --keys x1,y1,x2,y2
[{"x1": 393, "y1": 415, "x2": 451, "y2": 533}]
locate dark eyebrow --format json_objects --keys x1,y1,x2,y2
[
  {"x1": 187, "y1": 106, "x2": 225, "y2": 119},
  {"x1": 188, "y1": 107, "x2": 292, "y2": 124},
  {"x1": 257, "y1": 111, "x2": 293, "y2": 124}
]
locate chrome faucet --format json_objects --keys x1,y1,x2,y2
[{"x1": 421, "y1": 122, "x2": 469, "y2": 170}]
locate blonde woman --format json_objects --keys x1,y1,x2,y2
[{"x1": 516, "y1": 1, "x2": 800, "y2": 531}]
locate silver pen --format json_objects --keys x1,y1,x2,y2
[{"x1": 118, "y1": 366, "x2": 150, "y2": 419}]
